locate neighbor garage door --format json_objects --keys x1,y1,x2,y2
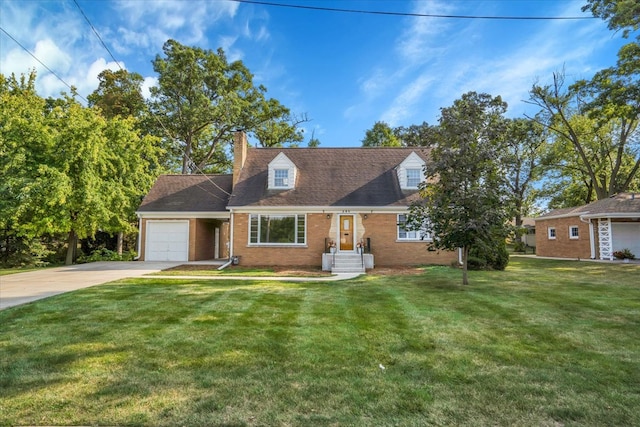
[
  {"x1": 146, "y1": 221, "x2": 189, "y2": 261},
  {"x1": 612, "y1": 222, "x2": 640, "y2": 257}
]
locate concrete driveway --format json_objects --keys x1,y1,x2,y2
[{"x1": 0, "y1": 261, "x2": 182, "y2": 310}]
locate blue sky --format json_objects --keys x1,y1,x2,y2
[{"x1": 0, "y1": 0, "x2": 627, "y2": 147}]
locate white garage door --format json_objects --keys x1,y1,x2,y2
[
  {"x1": 612, "y1": 223, "x2": 640, "y2": 257},
  {"x1": 146, "y1": 221, "x2": 189, "y2": 261}
]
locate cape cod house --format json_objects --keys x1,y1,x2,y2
[
  {"x1": 534, "y1": 193, "x2": 640, "y2": 260},
  {"x1": 136, "y1": 132, "x2": 458, "y2": 271}
]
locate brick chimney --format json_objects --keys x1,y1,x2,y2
[{"x1": 233, "y1": 131, "x2": 248, "y2": 186}]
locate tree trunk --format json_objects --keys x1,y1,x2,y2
[
  {"x1": 462, "y1": 245, "x2": 469, "y2": 286},
  {"x1": 514, "y1": 211, "x2": 523, "y2": 246},
  {"x1": 117, "y1": 231, "x2": 124, "y2": 256},
  {"x1": 65, "y1": 229, "x2": 77, "y2": 265}
]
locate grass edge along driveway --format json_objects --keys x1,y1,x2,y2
[{"x1": 1, "y1": 257, "x2": 639, "y2": 426}]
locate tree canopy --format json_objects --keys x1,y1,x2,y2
[
  {"x1": 150, "y1": 39, "x2": 305, "y2": 173},
  {"x1": 0, "y1": 72, "x2": 162, "y2": 265},
  {"x1": 361, "y1": 121, "x2": 401, "y2": 147}
]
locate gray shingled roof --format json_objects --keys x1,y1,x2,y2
[
  {"x1": 228, "y1": 147, "x2": 429, "y2": 208},
  {"x1": 537, "y1": 193, "x2": 640, "y2": 219},
  {"x1": 138, "y1": 174, "x2": 232, "y2": 212}
]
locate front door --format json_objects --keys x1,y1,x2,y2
[{"x1": 339, "y1": 215, "x2": 354, "y2": 251}]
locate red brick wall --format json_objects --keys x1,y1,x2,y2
[
  {"x1": 361, "y1": 214, "x2": 458, "y2": 266},
  {"x1": 231, "y1": 212, "x2": 458, "y2": 267},
  {"x1": 535, "y1": 216, "x2": 592, "y2": 259}
]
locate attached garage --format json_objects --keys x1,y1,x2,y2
[
  {"x1": 145, "y1": 221, "x2": 189, "y2": 261},
  {"x1": 136, "y1": 174, "x2": 233, "y2": 262},
  {"x1": 612, "y1": 222, "x2": 640, "y2": 257}
]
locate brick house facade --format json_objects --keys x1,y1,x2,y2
[
  {"x1": 137, "y1": 132, "x2": 458, "y2": 270},
  {"x1": 535, "y1": 194, "x2": 640, "y2": 260}
]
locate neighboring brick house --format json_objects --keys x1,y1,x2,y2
[
  {"x1": 136, "y1": 132, "x2": 458, "y2": 271},
  {"x1": 535, "y1": 194, "x2": 640, "y2": 260}
]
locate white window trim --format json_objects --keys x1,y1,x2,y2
[
  {"x1": 569, "y1": 225, "x2": 579, "y2": 239},
  {"x1": 397, "y1": 214, "x2": 432, "y2": 241},
  {"x1": 548, "y1": 227, "x2": 556, "y2": 240},
  {"x1": 248, "y1": 213, "x2": 307, "y2": 246},
  {"x1": 397, "y1": 152, "x2": 426, "y2": 190},
  {"x1": 406, "y1": 168, "x2": 422, "y2": 188},
  {"x1": 268, "y1": 153, "x2": 296, "y2": 190},
  {"x1": 274, "y1": 169, "x2": 289, "y2": 188}
]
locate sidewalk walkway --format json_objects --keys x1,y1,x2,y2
[{"x1": 0, "y1": 262, "x2": 361, "y2": 310}]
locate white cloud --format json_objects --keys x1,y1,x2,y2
[
  {"x1": 141, "y1": 76, "x2": 158, "y2": 100},
  {"x1": 381, "y1": 73, "x2": 436, "y2": 126}
]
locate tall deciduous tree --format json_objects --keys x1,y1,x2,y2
[
  {"x1": 150, "y1": 39, "x2": 298, "y2": 173},
  {"x1": 1, "y1": 72, "x2": 162, "y2": 265},
  {"x1": 409, "y1": 92, "x2": 511, "y2": 285},
  {"x1": 503, "y1": 117, "x2": 548, "y2": 245},
  {"x1": 529, "y1": 66, "x2": 639, "y2": 201},
  {"x1": 88, "y1": 68, "x2": 157, "y2": 254},
  {"x1": 582, "y1": 0, "x2": 639, "y2": 39},
  {"x1": 394, "y1": 122, "x2": 439, "y2": 147},
  {"x1": 361, "y1": 121, "x2": 401, "y2": 147},
  {"x1": 88, "y1": 69, "x2": 147, "y2": 119}
]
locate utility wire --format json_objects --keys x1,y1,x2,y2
[
  {"x1": 71, "y1": 0, "x2": 233, "y2": 197},
  {"x1": 0, "y1": 21, "x2": 231, "y2": 198},
  {"x1": 229, "y1": 0, "x2": 596, "y2": 20},
  {"x1": 72, "y1": 0, "x2": 123, "y2": 71},
  {"x1": 0, "y1": 26, "x2": 88, "y2": 103}
]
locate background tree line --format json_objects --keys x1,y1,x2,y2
[
  {"x1": 363, "y1": 0, "x2": 639, "y2": 284},
  {"x1": 1, "y1": 40, "x2": 312, "y2": 267}
]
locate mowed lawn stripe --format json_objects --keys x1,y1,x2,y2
[{"x1": 0, "y1": 258, "x2": 639, "y2": 426}]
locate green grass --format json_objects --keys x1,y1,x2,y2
[
  {"x1": 1, "y1": 258, "x2": 639, "y2": 426},
  {"x1": 151, "y1": 265, "x2": 332, "y2": 277}
]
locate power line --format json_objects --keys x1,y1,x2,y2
[
  {"x1": 0, "y1": 26, "x2": 88, "y2": 103},
  {"x1": 72, "y1": 0, "x2": 123, "y2": 71},
  {"x1": 70, "y1": 0, "x2": 233, "y2": 196},
  {"x1": 229, "y1": 0, "x2": 596, "y2": 20}
]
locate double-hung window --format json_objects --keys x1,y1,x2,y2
[
  {"x1": 249, "y1": 214, "x2": 306, "y2": 245},
  {"x1": 548, "y1": 227, "x2": 556, "y2": 240},
  {"x1": 406, "y1": 169, "x2": 422, "y2": 188},
  {"x1": 274, "y1": 169, "x2": 289, "y2": 188},
  {"x1": 569, "y1": 226, "x2": 579, "y2": 239},
  {"x1": 397, "y1": 214, "x2": 431, "y2": 241}
]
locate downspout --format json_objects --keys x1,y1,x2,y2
[
  {"x1": 580, "y1": 216, "x2": 596, "y2": 259},
  {"x1": 458, "y1": 247, "x2": 463, "y2": 265},
  {"x1": 134, "y1": 215, "x2": 142, "y2": 260}
]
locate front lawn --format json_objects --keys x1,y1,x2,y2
[
  {"x1": 152, "y1": 264, "x2": 333, "y2": 277},
  {"x1": 1, "y1": 258, "x2": 639, "y2": 426}
]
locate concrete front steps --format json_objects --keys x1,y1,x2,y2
[{"x1": 329, "y1": 253, "x2": 367, "y2": 274}]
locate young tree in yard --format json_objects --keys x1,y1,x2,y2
[
  {"x1": 409, "y1": 92, "x2": 511, "y2": 285},
  {"x1": 150, "y1": 39, "x2": 299, "y2": 173},
  {"x1": 361, "y1": 121, "x2": 401, "y2": 147}
]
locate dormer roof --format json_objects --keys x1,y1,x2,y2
[{"x1": 229, "y1": 147, "x2": 430, "y2": 208}]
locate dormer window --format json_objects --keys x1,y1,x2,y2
[
  {"x1": 274, "y1": 169, "x2": 289, "y2": 187},
  {"x1": 268, "y1": 152, "x2": 296, "y2": 189},
  {"x1": 398, "y1": 152, "x2": 426, "y2": 190},
  {"x1": 406, "y1": 169, "x2": 421, "y2": 188}
]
